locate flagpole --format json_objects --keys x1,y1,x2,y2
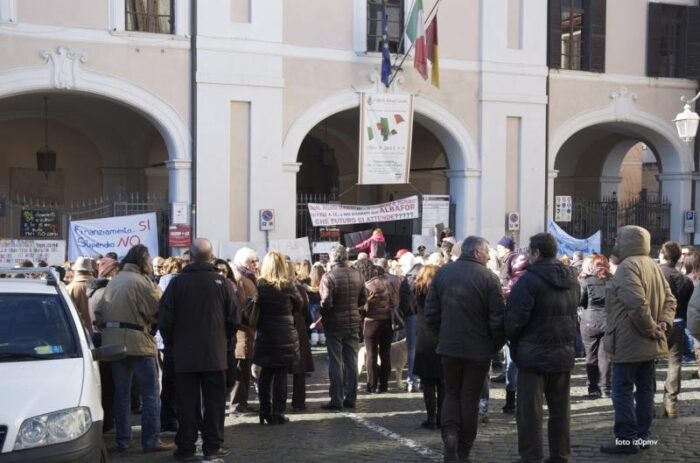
[{"x1": 387, "y1": 0, "x2": 442, "y2": 87}]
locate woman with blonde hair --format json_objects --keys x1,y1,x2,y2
[
  {"x1": 412, "y1": 264, "x2": 442, "y2": 429},
  {"x1": 286, "y1": 260, "x2": 314, "y2": 412},
  {"x1": 253, "y1": 251, "x2": 302, "y2": 424}
]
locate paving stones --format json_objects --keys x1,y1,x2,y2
[{"x1": 106, "y1": 350, "x2": 700, "y2": 462}]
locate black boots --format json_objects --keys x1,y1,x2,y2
[{"x1": 502, "y1": 390, "x2": 516, "y2": 414}]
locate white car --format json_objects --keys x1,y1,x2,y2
[{"x1": 0, "y1": 268, "x2": 124, "y2": 462}]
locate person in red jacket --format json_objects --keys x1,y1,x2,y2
[{"x1": 354, "y1": 228, "x2": 387, "y2": 259}]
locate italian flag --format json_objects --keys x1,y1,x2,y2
[{"x1": 406, "y1": 0, "x2": 428, "y2": 80}]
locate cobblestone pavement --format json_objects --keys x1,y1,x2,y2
[{"x1": 106, "y1": 348, "x2": 700, "y2": 462}]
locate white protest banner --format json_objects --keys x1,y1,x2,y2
[
  {"x1": 0, "y1": 239, "x2": 66, "y2": 267},
  {"x1": 217, "y1": 241, "x2": 266, "y2": 261},
  {"x1": 548, "y1": 220, "x2": 601, "y2": 257},
  {"x1": 68, "y1": 212, "x2": 158, "y2": 261},
  {"x1": 421, "y1": 195, "x2": 450, "y2": 235},
  {"x1": 312, "y1": 241, "x2": 340, "y2": 255},
  {"x1": 308, "y1": 196, "x2": 419, "y2": 227},
  {"x1": 358, "y1": 93, "x2": 414, "y2": 185},
  {"x1": 269, "y1": 237, "x2": 312, "y2": 263}
]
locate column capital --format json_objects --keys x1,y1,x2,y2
[
  {"x1": 658, "y1": 172, "x2": 693, "y2": 182},
  {"x1": 165, "y1": 159, "x2": 192, "y2": 170},
  {"x1": 282, "y1": 162, "x2": 302, "y2": 173},
  {"x1": 445, "y1": 169, "x2": 481, "y2": 178}
]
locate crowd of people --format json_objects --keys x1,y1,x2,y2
[{"x1": 7, "y1": 224, "x2": 700, "y2": 462}]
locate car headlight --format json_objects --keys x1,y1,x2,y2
[{"x1": 14, "y1": 407, "x2": 92, "y2": 450}]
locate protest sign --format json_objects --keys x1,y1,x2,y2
[
  {"x1": 20, "y1": 209, "x2": 60, "y2": 238},
  {"x1": 68, "y1": 212, "x2": 158, "y2": 260},
  {"x1": 548, "y1": 220, "x2": 601, "y2": 257},
  {"x1": 358, "y1": 93, "x2": 414, "y2": 185},
  {"x1": 308, "y1": 196, "x2": 419, "y2": 227},
  {"x1": 269, "y1": 237, "x2": 312, "y2": 263},
  {"x1": 0, "y1": 239, "x2": 66, "y2": 267},
  {"x1": 421, "y1": 195, "x2": 450, "y2": 236},
  {"x1": 217, "y1": 241, "x2": 266, "y2": 261},
  {"x1": 312, "y1": 241, "x2": 340, "y2": 255}
]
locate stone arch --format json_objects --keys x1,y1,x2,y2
[{"x1": 0, "y1": 49, "x2": 191, "y2": 207}]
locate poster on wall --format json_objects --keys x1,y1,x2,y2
[
  {"x1": 358, "y1": 92, "x2": 414, "y2": 185},
  {"x1": 0, "y1": 239, "x2": 66, "y2": 267},
  {"x1": 308, "y1": 196, "x2": 419, "y2": 226},
  {"x1": 421, "y1": 195, "x2": 450, "y2": 236},
  {"x1": 20, "y1": 209, "x2": 60, "y2": 238},
  {"x1": 68, "y1": 212, "x2": 158, "y2": 261}
]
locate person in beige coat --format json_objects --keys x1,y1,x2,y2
[
  {"x1": 600, "y1": 226, "x2": 676, "y2": 455},
  {"x1": 231, "y1": 246, "x2": 259, "y2": 413},
  {"x1": 95, "y1": 245, "x2": 173, "y2": 454},
  {"x1": 66, "y1": 256, "x2": 95, "y2": 334}
]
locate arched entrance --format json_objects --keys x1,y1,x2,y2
[
  {"x1": 0, "y1": 52, "x2": 191, "y2": 255},
  {"x1": 551, "y1": 112, "x2": 694, "y2": 248},
  {"x1": 281, "y1": 91, "x2": 479, "y2": 246}
]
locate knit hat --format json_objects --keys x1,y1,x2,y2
[
  {"x1": 98, "y1": 257, "x2": 119, "y2": 278},
  {"x1": 395, "y1": 248, "x2": 410, "y2": 259},
  {"x1": 498, "y1": 236, "x2": 515, "y2": 251},
  {"x1": 73, "y1": 256, "x2": 94, "y2": 273}
]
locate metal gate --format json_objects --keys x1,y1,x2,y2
[
  {"x1": 557, "y1": 196, "x2": 671, "y2": 255},
  {"x1": 0, "y1": 193, "x2": 170, "y2": 257}
]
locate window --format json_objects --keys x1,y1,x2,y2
[
  {"x1": 366, "y1": 0, "x2": 404, "y2": 53},
  {"x1": 548, "y1": 0, "x2": 606, "y2": 72},
  {"x1": 125, "y1": 0, "x2": 173, "y2": 34},
  {"x1": 0, "y1": 294, "x2": 78, "y2": 362},
  {"x1": 560, "y1": 0, "x2": 585, "y2": 70},
  {"x1": 646, "y1": 3, "x2": 700, "y2": 78}
]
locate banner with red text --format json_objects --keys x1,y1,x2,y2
[
  {"x1": 308, "y1": 196, "x2": 419, "y2": 226},
  {"x1": 68, "y1": 212, "x2": 158, "y2": 261}
]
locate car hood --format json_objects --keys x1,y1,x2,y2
[{"x1": 0, "y1": 358, "x2": 83, "y2": 434}]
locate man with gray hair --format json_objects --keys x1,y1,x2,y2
[
  {"x1": 319, "y1": 243, "x2": 368, "y2": 410},
  {"x1": 160, "y1": 238, "x2": 239, "y2": 461},
  {"x1": 425, "y1": 236, "x2": 506, "y2": 462}
]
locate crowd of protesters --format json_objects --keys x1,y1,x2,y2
[{"x1": 5, "y1": 224, "x2": 700, "y2": 462}]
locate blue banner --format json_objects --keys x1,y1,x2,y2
[{"x1": 548, "y1": 220, "x2": 601, "y2": 257}]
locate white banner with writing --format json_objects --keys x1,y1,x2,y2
[
  {"x1": 68, "y1": 212, "x2": 158, "y2": 261},
  {"x1": 0, "y1": 239, "x2": 66, "y2": 267},
  {"x1": 308, "y1": 196, "x2": 420, "y2": 226},
  {"x1": 359, "y1": 93, "x2": 414, "y2": 185}
]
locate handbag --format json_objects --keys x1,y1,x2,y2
[{"x1": 242, "y1": 294, "x2": 260, "y2": 328}]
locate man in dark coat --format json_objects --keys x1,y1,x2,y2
[
  {"x1": 319, "y1": 244, "x2": 368, "y2": 410},
  {"x1": 425, "y1": 236, "x2": 505, "y2": 462},
  {"x1": 505, "y1": 233, "x2": 579, "y2": 463},
  {"x1": 159, "y1": 238, "x2": 239, "y2": 462},
  {"x1": 658, "y1": 241, "x2": 694, "y2": 418}
]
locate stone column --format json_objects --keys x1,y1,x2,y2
[
  {"x1": 659, "y1": 172, "x2": 693, "y2": 243},
  {"x1": 166, "y1": 159, "x2": 192, "y2": 224},
  {"x1": 445, "y1": 169, "x2": 481, "y2": 238}
]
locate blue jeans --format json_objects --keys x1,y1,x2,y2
[
  {"x1": 112, "y1": 356, "x2": 161, "y2": 449},
  {"x1": 504, "y1": 344, "x2": 518, "y2": 392},
  {"x1": 310, "y1": 304, "x2": 323, "y2": 334},
  {"x1": 611, "y1": 361, "x2": 655, "y2": 441},
  {"x1": 405, "y1": 315, "x2": 418, "y2": 386},
  {"x1": 479, "y1": 374, "x2": 489, "y2": 415}
]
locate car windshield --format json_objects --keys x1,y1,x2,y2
[{"x1": 0, "y1": 293, "x2": 78, "y2": 361}]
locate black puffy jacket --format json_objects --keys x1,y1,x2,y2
[
  {"x1": 320, "y1": 263, "x2": 368, "y2": 334},
  {"x1": 424, "y1": 257, "x2": 506, "y2": 360},
  {"x1": 253, "y1": 281, "x2": 301, "y2": 368},
  {"x1": 505, "y1": 259, "x2": 579, "y2": 373},
  {"x1": 579, "y1": 274, "x2": 609, "y2": 331}
]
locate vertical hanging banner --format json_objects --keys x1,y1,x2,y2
[{"x1": 358, "y1": 93, "x2": 414, "y2": 185}]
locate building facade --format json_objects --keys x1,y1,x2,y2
[{"x1": 1, "y1": 0, "x2": 698, "y2": 254}]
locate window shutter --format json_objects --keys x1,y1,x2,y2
[
  {"x1": 547, "y1": 0, "x2": 562, "y2": 69},
  {"x1": 685, "y1": 7, "x2": 700, "y2": 78},
  {"x1": 583, "y1": 0, "x2": 606, "y2": 72},
  {"x1": 647, "y1": 3, "x2": 664, "y2": 77}
]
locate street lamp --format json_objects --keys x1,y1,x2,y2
[{"x1": 674, "y1": 91, "x2": 700, "y2": 142}]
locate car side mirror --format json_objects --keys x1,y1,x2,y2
[{"x1": 92, "y1": 344, "x2": 127, "y2": 362}]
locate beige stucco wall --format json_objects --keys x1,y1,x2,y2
[
  {"x1": 0, "y1": 36, "x2": 191, "y2": 125},
  {"x1": 17, "y1": 0, "x2": 109, "y2": 30},
  {"x1": 282, "y1": 57, "x2": 479, "y2": 154},
  {"x1": 605, "y1": 0, "x2": 647, "y2": 76},
  {"x1": 283, "y1": 0, "x2": 354, "y2": 50}
]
